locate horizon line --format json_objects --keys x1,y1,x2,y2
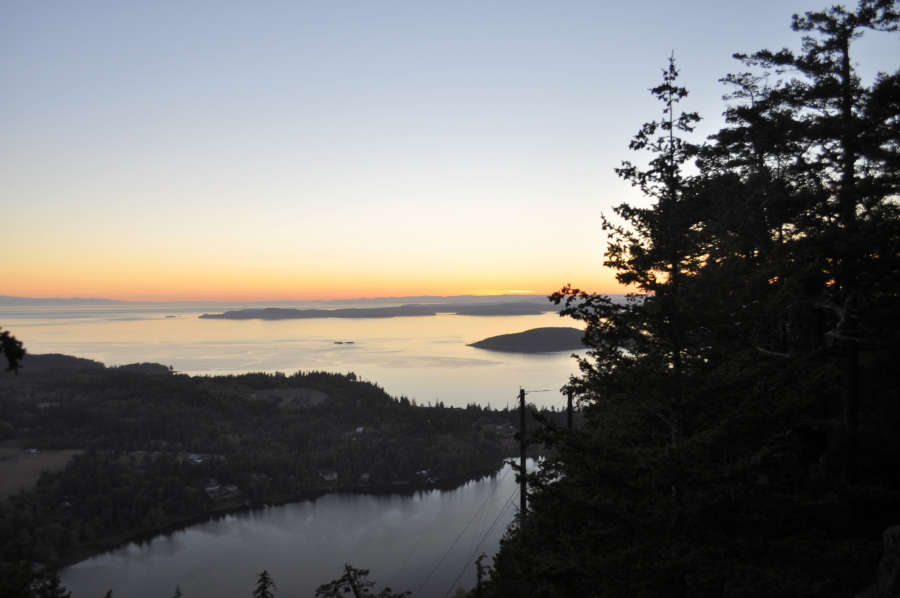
[{"x1": 0, "y1": 291, "x2": 631, "y2": 305}]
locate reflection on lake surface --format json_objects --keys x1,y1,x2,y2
[
  {"x1": 62, "y1": 464, "x2": 523, "y2": 598},
  {"x1": 3, "y1": 303, "x2": 584, "y2": 409}
]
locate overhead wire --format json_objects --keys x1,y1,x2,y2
[
  {"x1": 415, "y1": 467, "x2": 511, "y2": 596},
  {"x1": 441, "y1": 487, "x2": 518, "y2": 598},
  {"x1": 413, "y1": 388, "x2": 551, "y2": 595},
  {"x1": 440, "y1": 389, "x2": 552, "y2": 598}
]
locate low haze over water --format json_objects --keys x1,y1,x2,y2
[{"x1": 2, "y1": 300, "x2": 584, "y2": 409}]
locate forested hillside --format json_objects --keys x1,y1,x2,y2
[
  {"x1": 0, "y1": 353, "x2": 548, "y2": 593},
  {"x1": 483, "y1": 2, "x2": 900, "y2": 597}
]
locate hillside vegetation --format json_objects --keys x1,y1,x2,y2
[{"x1": 0, "y1": 353, "x2": 551, "y2": 578}]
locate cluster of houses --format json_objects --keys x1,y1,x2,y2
[
  {"x1": 416, "y1": 469, "x2": 437, "y2": 484},
  {"x1": 317, "y1": 470, "x2": 373, "y2": 485},
  {"x1": 203, "y1": 479, "x2": 241, "y2": 499},
  {"x1": 184, "y1": 453, "x2": 226, "y2": 465}
]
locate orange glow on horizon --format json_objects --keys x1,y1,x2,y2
[
  {"x1": 3, "y1": 272, "x2": 625, "y2": 303},
  {"x1": 3, "y1": 245, "x2": 625, "y2": 302}
]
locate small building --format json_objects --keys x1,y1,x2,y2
[
  {"x1": 319, "y1": 470, "x2": 338, "y2": 483},
  {"x1": 204, "y1": 479, "x2": 221, "y2": 496}
]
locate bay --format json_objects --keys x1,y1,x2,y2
[{"x1": 61, "y1": 463, "x2": 524, "y2": 598}]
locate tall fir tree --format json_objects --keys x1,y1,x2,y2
[
  {"x1": 483, "y1": 3, "x2": 900, "y2": 597},
  {"x1": 252, "y1": 570, "x2": 275, "y2": 598}
]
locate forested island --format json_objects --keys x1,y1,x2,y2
[
  {"x1": 468, "y1": 327, "x2": 585, "y2": 353},
  {"x1": 0, "y1": 353, "x2": 558, "y2": 595},
  {"x1": 199, "y1": 302, "x2": 556, "y2": 320}
]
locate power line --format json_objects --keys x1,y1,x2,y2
[
  {"x1": 390, "y1": 468, "x2": 510, "y2": 589},
  {"x1": 415, "y1": 468, "x2": 511, "y2": 595},
  {"x1": 441, "y1": 488, "x2": 518, "y2": 598}
]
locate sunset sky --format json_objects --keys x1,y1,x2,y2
[{"x1": 4, "y1": 1, "x2": 897, "y2": 301}]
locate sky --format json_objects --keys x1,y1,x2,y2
[{"x1": 3, "y1": 1, "x2": 897, "y2": 301}]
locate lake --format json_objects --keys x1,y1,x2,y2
[
  {"x1": 61, "y1": 463, "x2": 526, "y2": 598},
  {"x1": 2, "y1": 301, "x2": 585, "y2": 409}
]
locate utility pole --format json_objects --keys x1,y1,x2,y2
[
  {"x1": 475, "y1": 553, "x2": 487, "y2": 598},
  {"x1": 518, "y1": 387, "x2": 527, "y2": 530},
  {"x1": 566, "y1": 389, "x2": 573, "y2": 430}
]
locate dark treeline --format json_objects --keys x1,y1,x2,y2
[
  {"x1": 0, "y1": 564, "x2": 409, "y2": 598},
  {"x1": 0, "y1": 353, "x2": 563, "y2": 593},
  {"x1": 482, "y1": 2, "x2": 900, "y2": 597}
]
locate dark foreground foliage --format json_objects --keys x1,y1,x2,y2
[
  {"x1": 0, "y1": 565, "x2": 410, "y2": 598},
  {"x1": 483, "y1": 2, "x2": 900, "y2": 597},
  {"x1": 315, "y1": 564, "x2": 411, "y2": 597},
  {"x1": 1, "y1": 327, "x2": 25, "y2": 372}
]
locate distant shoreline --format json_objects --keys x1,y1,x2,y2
[
  {"x1": 1, "y1": 293, "x2": 567, "y2": 307},
  {"x1": 200, "y1": 302, "x2": 559, "y2": 320}
]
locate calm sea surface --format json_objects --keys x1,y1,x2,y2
[
  {"x1": 2, "y1": 302, "x2": 584, "y2": 409},
  {"x1": 61, "y1": 464, "x2": 526, "y2": 598}
]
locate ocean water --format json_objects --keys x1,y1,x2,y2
[{"x1": 1, "y1": 302, "x2": 585, "y2": 409}]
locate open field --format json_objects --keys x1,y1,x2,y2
[{"x1": 0, "y1": 448, "x2": 82, "y2": 498}]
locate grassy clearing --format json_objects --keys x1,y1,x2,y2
[{"x1": 0, "y1": 448, "x2": 82, "y2": 498}]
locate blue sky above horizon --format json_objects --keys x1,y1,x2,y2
[{"x1": 3, "y1": 1, "x2": 897, "y2": 301}]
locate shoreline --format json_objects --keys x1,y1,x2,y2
[{"x1": 57, "y1": 465, "x2": 504, "y2": 569}]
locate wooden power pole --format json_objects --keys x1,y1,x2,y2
[
  {"x1": 566, "y1": 389, "x2": 573, "y2": 430},
  {"x1": 518, "y1": 387, "x2": 527, "y2": 529}
]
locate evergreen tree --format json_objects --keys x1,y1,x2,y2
[
  {"x1": 1, "y1": 327, "x2": 25, "y2": 372},
  {"x1": 730, "y1": 0, "x2": 900, "y2": 484},
  {"x1": 253, "y1": 570, "x2": 275, "y2": 598},
  {"x1": 32, "y1": 570, "x2": 71, "y2": 598},
  {"x1": 0, "y1": 561, "x2": 37, "y2": 598},
  {"x1": 315, "y1": 565, "x2": 410, "y2": 598},
  {"x1": 483, "y1": 3, "x2": 900, "y2": 597}
]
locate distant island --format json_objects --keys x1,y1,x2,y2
[
  {"x1": 469, "y1": 327, "x2": 585, "y2": 353},
  {"x1": 200, "y1": 302, "x2": 557, "y2": 320}
]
